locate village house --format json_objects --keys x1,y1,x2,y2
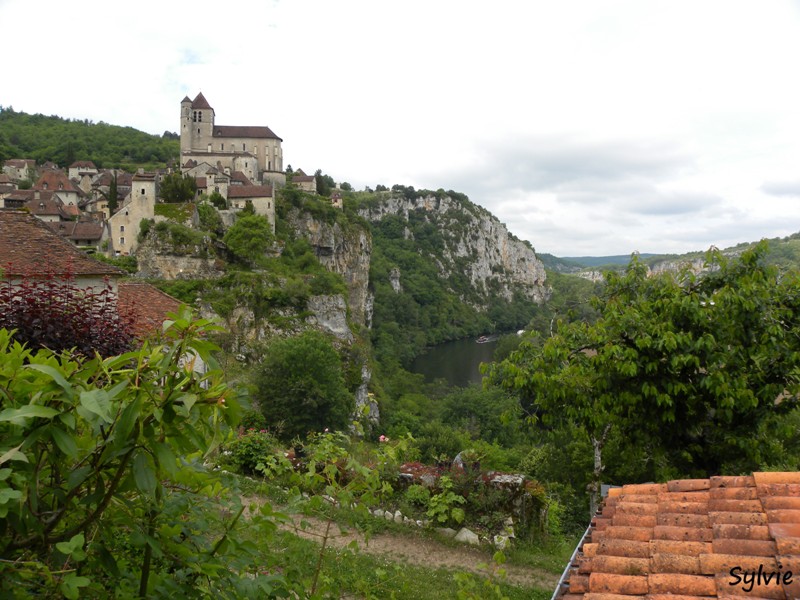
[
  {"x1": 0, "y1": 209, "x2": 122, "y2": 293},
  {"x1": 291, "y1": 169, "x2": 317, "y2": 194},
  {"x1": 180, "y1": 92, "x2": 285, "y2": 187},
  {"x1": 2, "y1": 158, "x2": 36, "y2": 182}
]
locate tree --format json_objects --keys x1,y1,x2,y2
[
  {"x1": 254, "y1": 330, "x2": 354, "y2": 441},
  {"x1": 222, "y1": 214, "x2": 274, "y2": 266},
  {"x1": 489, "y1": 242, "x2": 800, "y2": 508},
  {"x1": 159, "y1": 171, "x2": 197, "y2": 203}
]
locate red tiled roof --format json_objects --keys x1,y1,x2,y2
[
  {"x1": 191, "y1": 92, "x2": 212, "y2": 110},
  {"x1": 227, "y1": 185, "x2": 273, "y2": 199},
  {"x1": 4, "y1": 159, "x2": 35, "y2": 169},
  {"x1": 213, "y1": 125, "x2": 281, "y2": 140},
  {"x1": 117, "y1": 282, "x2": 183, "y2": 339},
  {"x1": 46, "y1": 220, "x2": 104, "y2": 242},
  {"x1": 230, "y1": 171, "x2": 252, "y2": 185},
  {"x1": 33, "y1": 170, "x2": 80, "y2": 193},
  {"x1": 0, "y1": 175, "x2": 12, "y2": 184},
  {"x1": 556, "y1": 472, "x2": 800, "y2": 599},
  {"x1": 0, "y1": 210, "x2": 121, "y2": 277},
  {"x1": 69, "y1": 160, "x2": 96, "y2": 169}
]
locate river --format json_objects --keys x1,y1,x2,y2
[{"x1": 408, "y1": 335, "x2": 500, "y2": 388}]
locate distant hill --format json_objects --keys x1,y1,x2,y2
[
  {"x1": 0, "y1": 106, "x2": 178, "y2": 170},
  {"x1": 547, "y1": 233, "x2": 800, "y2": 276}
]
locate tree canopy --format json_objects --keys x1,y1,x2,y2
[
  {"x1": 254, "y1": 330, "x2": 353, "y2": 441},
  {"x1": 222, "y1": 214, "x2": 274, "y2": 267},
  {"x1": 159, "y1": 172, "x2": 197, "y2": 203},
  {"x1": 489, "y1": 242, "x2": 800, "y2": 483}
]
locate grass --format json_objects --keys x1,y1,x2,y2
[
  {"x1": 230, "y1": 473, "x2": 567, "y2": 598},
  {"x1": 251, "y1": 529, "x2": 555, "y2": 600}
]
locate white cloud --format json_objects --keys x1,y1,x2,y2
[{"x1": 3, "y1": 0, "x2": 800, "y2": 256}]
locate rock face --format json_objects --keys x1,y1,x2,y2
[
  {"x1": 305, "y1": 295, "x2": 353, "y2": 342},
  {"x1": 286, "y1": 209, "x2": 372, "y2": 327},
  {"x1": 358, "y1": 194, "x2": 548, "y2": 305},
  {"x1": 135, "y1": 236, "x2": 224, "y2": 280}
]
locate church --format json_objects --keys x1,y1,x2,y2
[{"x1": 179, "y1": 92, "x2": 286, "y2": 187}]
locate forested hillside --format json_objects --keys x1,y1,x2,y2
[{"x1": 0, "y1": 106, "x2": 178, "y2": 169}]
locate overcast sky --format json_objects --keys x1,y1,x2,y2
[{"x1": 3, "y1": 0, "x2": 800, "y2": 257}]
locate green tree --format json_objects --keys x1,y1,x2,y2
[
  {"x1": 0, "y1": 310, "x2": 282, "y2": 598},
  {"x1": 254, "y1": 330, "x2": 354, "y2": 441},
  {"x1": 222, "y1": 214, "x2": 273, "y2": 266},
  {"x1": 489, "y1": 242, "x2": 800, "y2": 508},
  {"x1": 159, "y1": 171, "x2": 197, "y2": 203}
]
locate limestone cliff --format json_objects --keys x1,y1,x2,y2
[
  {"x1": 357, "y1": 194, "x2": 548, "y2": 306},
  {"x1": 284, "y1": 208, "x2": 373, "y2": 327}
]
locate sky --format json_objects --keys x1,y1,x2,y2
[{"x1": 2, "y1": 0, "x2": 800, "y2": 257}]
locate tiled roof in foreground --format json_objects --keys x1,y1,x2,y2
[{"x1": 557, "y1": 472, "x2": 800, "y2": 599}]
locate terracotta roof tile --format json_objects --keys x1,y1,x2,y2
[
  {"x1": 117, "y1": 282, "x2": 183, "y2": 339},
  {"x1": 650, "y1": 552, "x2": 701, "y2": 574},
  {"x1": 0, "y1": 210, "x2": 120, "y2": 277},
  {"x1": 556, "y1": 472, "x2": 800, "y2": 599},
  {"x1": 648, "y1": 572, "x2": 715, "y2": 595},
  {"x1": 710, "y1": 475, "x2": 755, "y2": 488},
  {"x1": 667, "y1": 479, "x2": 711, "y2": 492},
  {"x1": 588, "y1": 572, "x2": 648, "y2": 594}
]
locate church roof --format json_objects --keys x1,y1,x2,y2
[
  {"x1": 191, "y1": 92, "x2": 213, "y2": 110},
  {"x1": 213, "y1": 125, "x2": 282, "y2": 141}
]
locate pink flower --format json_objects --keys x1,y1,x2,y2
[{"x1": 379, "y1": 435, "x2": 388, "y2": 443}]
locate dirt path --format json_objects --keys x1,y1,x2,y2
[{"x1": 245, "y1": 497, "x2": 559, "y2": 590}]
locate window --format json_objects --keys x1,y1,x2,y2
[
  {"x1": 192, "y1": 111, "x2": 197, "y2": 122},
  {"x1": 141, "y1": 188, "x2": 146, "y2": 195},
  {"x1": 221, "y1": 143, "x2": 224, "y2": 151},
  {"x1": 119, "y1": 237, "x2": 125, "y2": 246},
  {"x1": 243, "y1": 143, "x2": 246, "y2": 151},
  {"x1": 120, "y1": 225, "x2": 125, "y2": 232},
  {"x1": 198, "y1": 112, "x2": 202, "y2": 122}
]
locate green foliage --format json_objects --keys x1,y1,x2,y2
[
  {"x1": 159, "y1": 171, "x2": 197, "y2": 203},
  {"x1": 404, "y1": 484, "x2": 431, "y2": 507},
  {"x1": 208, "y1": 190, "x2": 227, "y2": 210},
  {"x1": 223, "y1": 214, "x2": 274, "y2": 267},
  {"x1": 255, "y1": 331, "x2": 354, "y2": 441},
  {"x1": 491, "y1": 241, "x2": 800, "y2": 478},
  {"x1": 0, "y1": 310, "x2": 285, "y2": 597},
  {"x1": 196, "y1": 202, "x2": 225, "y2": 238},
  {"x1": 152, "y1": 220, "x2": 208, "y2": 256},
  {"x1": 153, "y1": 202, "x2": 194, "y2": 223},
  {"x1": 92, "y1": 253, "x2": 138, "y2": 274},
  {"x1": 0, "y1": 106, "x2": 178, "y2": 168},
  {"x1": 426, "y1": 475, "x2": 466, "y2": 525},
  {"x1": 224, "y1": 429, "x2": 283, "y2": 475},
  {"x1": 138, "y1": 218, "x2": 153, "y2": 243}
]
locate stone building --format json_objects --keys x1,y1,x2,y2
[
  {"x1": 106, "y1": 172, "x2": 158, "y2": 255},
  {"x1": 180, "y1": 92, "x2": 285, "y2": 187}
]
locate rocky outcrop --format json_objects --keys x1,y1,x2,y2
[
  {"x1": 358, "y1": 195, "x2": 548, "y2": 305},
  {"x1": 285, "y1": 209, "x2": 372, "y2": 327},
  {"x1": 135, "y1": 236, "x2": 224, "y2": 280},
  {"x1": 306, "y1": 294, "x2": 353, "y2": 342}
]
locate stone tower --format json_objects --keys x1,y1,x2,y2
[{"x1": 180, "y1": 92, "x2": 215, "y2": 154}]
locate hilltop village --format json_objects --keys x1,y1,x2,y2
[{"x1": 0, "y1": 93, "x2": 340, "y2": 256}]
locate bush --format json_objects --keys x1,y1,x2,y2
[
  {"x1": 0, "y1": 271, "x2": 133, "y2": 357},
  {"x1": 224, "y1": 429, "x2": 282, "y2": 475}
]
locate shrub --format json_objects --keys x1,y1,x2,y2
[
  {"x1": 225, "y1": 429, "x2": 282, "y2": 475},
  {"x1": 0, "y1": 270, "x2": 133, "y2": 357}
]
